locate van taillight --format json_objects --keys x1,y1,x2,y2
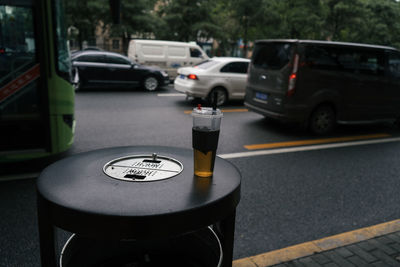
[
  {"x1": 287, "y1": 73, "x2": 297, "y2": 97},
  {"x1": 188, "y1": 74, "x2": 198, "y2": 80},
  {"x1": 287, "y1": 54, "x2": 299, "y2": 97}
]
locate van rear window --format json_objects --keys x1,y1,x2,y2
[{"x1": 252, "y1": 43, "x2": 293, "y2": 70}]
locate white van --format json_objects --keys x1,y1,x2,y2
[{"x1": 127, "y1": 40, "x2": 209, "y2": 79}]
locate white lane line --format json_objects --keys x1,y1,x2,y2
[
  {"x1": 157, "y1": 93, "x2": 186, "y2": 97},
  {"x1": 219, "y1": 136, "x2": 400, "y2": 159}
]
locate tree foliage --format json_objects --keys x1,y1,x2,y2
[{"x1": 65, "y1": 0, "x2": 400, "y2": 55}]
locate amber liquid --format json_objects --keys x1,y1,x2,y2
[{"x1": 193, "y1": 149, "x2": 216, "y2": 177}]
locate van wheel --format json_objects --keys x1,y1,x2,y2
[
  {"x1": 208, "y1": 87, "x2": 227, "y2": 106},
  {"x1": 143, "y1": 76, "x2": 159, "y2": 91},
  {"x1": 309, "y1": 105, "x2": 336, "y2": 135}
]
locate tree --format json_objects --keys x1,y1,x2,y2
[
  {"x1": 65, "y1": 0, "x2": 106, "y2": 49},
  {"x1": 108, "y1": 0, "x2": 159, "y2": 53},
  {"x1": 228, "y1": 0, "x2": 264, "y2": 56},
  {"x1": 65, "y1": 0, "x2": 159, "y2": 52},
  {"x1": 359, "y1": 0, "x2": 400, "y2": 47},
  {"x1": 321, "y1": 0, "x2": 366, "y2": 41},
  {"x1": 154, "y1": 0, "x2": 218, "y2": 42}
]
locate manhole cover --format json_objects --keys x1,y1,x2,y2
[{"x1": 103, "y1": 153, "x2": 183, "y2": 182}]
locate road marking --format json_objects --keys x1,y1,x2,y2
[
  {"x1": 244, "y1": 133, "x2": 391, "y2": 150},
  {"x1": 184, "y1": 108, "x2": 248, "y2": 114},
  {"x1": 157, "y1": 93, "x2": 186, "y2": 97},
  {"x1": 219, "y1": 136, "x2": 400, "y2": 159},
  {"x1": 233, "y1": 219, "x2": 400, "y2": 267}
]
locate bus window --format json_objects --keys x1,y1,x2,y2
[{"x1": 0, "y1": 4, "x2": 46, "y2": 151}]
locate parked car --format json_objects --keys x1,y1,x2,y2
[
  {"x1": 245, "y1": 39, "x2": 400, "y2": 134},
  {"x1": 71, "y1": 51, "x2": 170, "y2": 91},
  {"x1": 174, "y1": 57, "x2": 250, "y2": 106}
]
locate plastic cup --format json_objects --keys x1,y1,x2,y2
[{"x1": 192, "y1": 107, "x2": 223, "y2": 177}]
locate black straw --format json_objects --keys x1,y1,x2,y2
[{"x1": 212, "y1": 91, "x2": 218, "y2": 113}]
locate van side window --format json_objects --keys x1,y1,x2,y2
[
  {"x1": 388, "y1": 52, "x2": 400, "y2": 79},
  {"x1": 305, "y1": 46, "x2": 384, "y2": 76},
  {"x1": 190, "y1": 48, "x2": 202, "y2": 58},
  {"x1": 253, "y1": 43, "x2": 292, "y2": 70},
  {"x1": 220, "y1": 62, "x2": 249, "y2": 74},
  {"x1": 358, "y1": 52, "x2": 384, "y2": 76},
  {"x1": 305, "y1": 46, "x2": 357, "y2": 72}
]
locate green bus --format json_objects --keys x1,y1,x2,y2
[{"x1": 0, "y1": 0, "x2": 75, "y2": 164}]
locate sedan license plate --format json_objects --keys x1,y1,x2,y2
[
  {"x1": 179, "y1": 74, "x2": 185, "y2": 79},
  {"x1": 255, "y1": 92, "x2": 268, "y2": 101}
]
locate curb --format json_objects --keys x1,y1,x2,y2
[{"x1": 233, "y1": 219, "x2": 400, "y2": 267}]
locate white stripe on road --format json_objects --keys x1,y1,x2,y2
[
  {"x1": 219, "y1": 136, "x2": 400, "y2": 159},
  {"x1": 157, "y1": 93, "x2": 186, "y2": 97}
]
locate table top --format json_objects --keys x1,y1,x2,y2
[{"x1": 37, "y1": 146, "x2": 241, "y2": 239}]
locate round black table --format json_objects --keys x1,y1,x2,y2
[{"x1": 37, "y1": 146, "x2": 241, "y2": 267}]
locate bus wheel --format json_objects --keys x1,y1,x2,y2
[
  {"x1": 309, "y1": 105, "x2": 336, "y2": 135},
  {"x1": 208, "y1": 87, "x2": 227, "y2": 106},
  {"x1": 143, "y1": 76, "x2": 158, "y2": 91}
]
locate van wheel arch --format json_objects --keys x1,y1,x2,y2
[
  {"x1": 308, "y1": 103, "x2": 336, "y2": 135},
  {"x1": 208, "y1": 86, "x2": 228, "y2": 106}
]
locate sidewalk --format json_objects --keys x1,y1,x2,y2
[{"x1": 233, "y1": 219, "x2": 400, "y2": 267}]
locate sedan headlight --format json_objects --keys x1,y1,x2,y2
[{"x1": 161, "y1": 71, "x2": 168, "y2": 77}]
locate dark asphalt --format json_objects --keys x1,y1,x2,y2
[{"x1": 1, "y1": 86, "x2": 400, "y2": 266}]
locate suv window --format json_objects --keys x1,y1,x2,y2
[
  {"x1": 253, "y1": 43, "x2": 293, "y2": 70},
  {"x1": 190, "y1": 48, "x2": 202, "y2": 58},
  {"x1": 220, "y1": 62, "x2": 249, "y2": 74},
  {"x1": 105, "y1": 55, "x2": 131, "y2": 65}
]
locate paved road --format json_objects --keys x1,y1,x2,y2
[{"x1": 1, "y1": 85, "x2": 400, "y2": 266}]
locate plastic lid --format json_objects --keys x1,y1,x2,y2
[{"x1": 192, "y1": 107, "x2": 223, "y2": 118}]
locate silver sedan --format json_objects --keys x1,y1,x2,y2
[{"x1": 174, "y1": 57, "x2": 250, "y2": 106}]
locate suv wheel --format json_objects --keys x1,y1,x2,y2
[
  {"x1": 208, "y1": 87, "x2": 227, "y2": 106},
  {"x1": 143, "y1": 76, "x2": 158, "y2": 91},
  {"x1": 309, "y1": 105, "x2": 336, "y2": 135}
]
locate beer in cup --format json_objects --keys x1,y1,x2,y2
[{"x1": 192, "y1": 106, "x2": 223, "y2": 177}]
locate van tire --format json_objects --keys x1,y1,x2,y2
[
  {"x1": 143, "y1": 76, "x2": 159, "y2": 91},
  {"x1": 208, "y1": 87, "x2": 227, "y2": 106},
  {"x1": 309, "y1": 105, "x2": 336, "y2": 135}
]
